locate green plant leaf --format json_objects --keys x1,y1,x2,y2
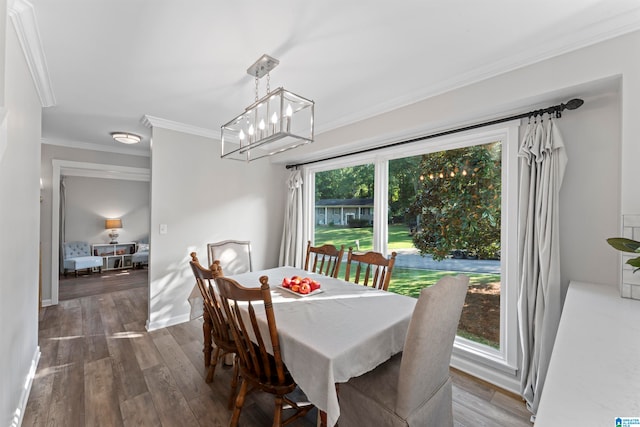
[
  {"x1": 626, "y1": 257, "x2": 640, "y2": 268},
  {"x1": 606, "y1": 237, "x2": 640, "y2": 253}
]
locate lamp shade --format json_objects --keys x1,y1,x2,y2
[{"x1": 105, "y1": 218, "x2": 122, "y2": 229}]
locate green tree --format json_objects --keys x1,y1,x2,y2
[
  {"x1": 315, "y1": 164, "x2": 374, "y2": 200},
  {"x1": 389, "y1": 157, "x2": 421, "y2": 223},
  {"x1": 409, "y1": 142, "x2": 501, "y2": 260}
]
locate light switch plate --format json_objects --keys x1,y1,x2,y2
[{"x1": 159, "y1": 224, "x2": 168, "y2": 234}]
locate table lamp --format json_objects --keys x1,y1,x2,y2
[{"x1": 105, "y1": 218, "x2": 122, "y2": 244}]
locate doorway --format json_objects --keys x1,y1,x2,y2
[{"x1": 50, "y1": 160, "x2": 150, "y2": 305}]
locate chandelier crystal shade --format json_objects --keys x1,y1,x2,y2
[{"x1": 221, "y1": 55, "x2": 314, "y2": 162}]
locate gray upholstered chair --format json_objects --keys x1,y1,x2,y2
[
  {"x1": 338, "y1": 274, "x2": 469, "y2": 427},
  {"x1": 207, "y1": 240, "x2": 252, "y2": 275},
  {"x1": 62, "y1": 241, "x2": 103, "y2": 277},
  {"x1": 132, "y1": 241, "x2": 149, "y2": 268}
]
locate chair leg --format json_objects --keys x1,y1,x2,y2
[
  {"x1": 228, "y1": 356, "x2": 239, "y2": 410},
  {"x1": 230, "y1": 378, "x2": 248, "y2": 427},
  {"x1": 273, "y1": 396, "x2": 284, "y2": 427},
  {"x1": 206, "y1": 346, "x2": 220, "y2": 383},
  {"x1": 202, "y1": 309, "x2": 212, "y2": 368}
]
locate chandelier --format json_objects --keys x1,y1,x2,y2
[{"x1": 221, "y1": 54, "x2": 314, "y2": 162}]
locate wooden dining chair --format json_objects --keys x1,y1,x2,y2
[
  {"x1": 207, "y1": 240, "x2": 252, "y2": 275},
  {"x1": 344, "y1": 248, "x2": 397, "y2": 291},
  {"x1": 189, "y1": 252, "x2": 239, "y2": 409},
  {"x1": 215, "y1": 275, "x2": 314, "y2": 427},
  {"x1": 338, "y1": 275, "x2": 470, "y2": 427},
  {"x1": 304, "y1": 240, "x2": 345, "y2": 278}
]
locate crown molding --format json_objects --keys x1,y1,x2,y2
[
  {"x1": 8, "y1": 0, "x2": 56, "y2": 107},
  {"x1": 42, "y1": 137, "x2": 150, "y2": 158},
  {"x1": 141, "y1": 115, "x2": 219, "y2": 140}
]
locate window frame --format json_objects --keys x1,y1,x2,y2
[{"x1": 303, "y1": 121, "x2": 520, "y2": 389}]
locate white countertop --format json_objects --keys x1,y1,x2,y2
[{"x1": 535, "y1": 281, "x2": 640, "y2": 426}]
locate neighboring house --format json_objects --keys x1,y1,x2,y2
[{"x1": 315, "y1": 198, "x2": 373, "y2": 226}]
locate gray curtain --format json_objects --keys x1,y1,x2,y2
[
  {"x1": 517, "y1": 117, "x2": 567, "y2": 418},
  {"x1": 279, "y1": 169, "x2": 304, "y2": 268}
]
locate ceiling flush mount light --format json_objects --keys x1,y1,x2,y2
[
  {"x1": 111, "y1": 132, "x2": 141, "y2": 144},
  {"x1": 221, "y1": 54, "x2": 314, "y2": 162}
]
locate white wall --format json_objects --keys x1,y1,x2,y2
[
  {"x1": 147, "y1": 127, "x2": 288, "y2": 330},
  {"x1": 0, "y1": 17, "x2": 42, "y2": 427},
  {"x1": 555, "y1": 89, "x2": 621, "y2": 294},
  {"x1": 63, "y1": 176, "x2": 150, "y2": 244}
]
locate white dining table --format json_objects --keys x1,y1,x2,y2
[{"x1": 221, "y1": 266, "x2": 417, "y2": 427}]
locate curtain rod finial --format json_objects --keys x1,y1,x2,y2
[{"x1": 564, "y1": 98, "x2": 584, "y2": 110}]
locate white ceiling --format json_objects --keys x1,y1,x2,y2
[{"x1": 21, "y1": 0, "x2": 640, "y2": 156}]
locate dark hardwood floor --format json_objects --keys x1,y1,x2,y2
[
  {"x1": 59, "y1": 268, "x2": 148, "y2": 300},
  {"x1": 26, "y1": 272, "x2": 532, "y2": 426}
]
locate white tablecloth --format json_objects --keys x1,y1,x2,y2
[{"x1": 225, "y1": 266, "x2": 416, "y2": 427}]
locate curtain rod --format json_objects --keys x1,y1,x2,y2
[{"x1": 285, "y1": 98, "x2": 584, "y2": 169}]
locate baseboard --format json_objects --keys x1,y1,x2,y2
[
  {"x1": 11, "y1": 346, "x2": 40, "y2": 427},
  {"x1": 146, "y1": 312, "x2": 192, "y2": 331},
  {"x1": 41, "y1": 299, "x2": 53, "y2": 307},
  {"x1": 450, "y1": 353, "x2": 521, "y2": 395}
]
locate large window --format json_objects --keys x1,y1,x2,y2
[{"x1": 304, "y1": 124, "x2": 519, "y2": 381}]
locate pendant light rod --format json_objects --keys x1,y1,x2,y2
[{"x1": 285, "y1": 98, "x2": 584, "y2": 169}]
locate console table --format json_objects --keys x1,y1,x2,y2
[
  {"x1": 535, "y1": 281, "x2": 640, "y2": 426},
  {"x1": 92, "y1": 242, "x2": 136, "y2": 271}
]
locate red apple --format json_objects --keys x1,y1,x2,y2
[
  {"x1": 299, "y1": 282, "x2": 311, "y2": 294},
  {"x1": 282, "y1": 277, "x2": 291, "y2": 288},
  {"x1": 310, "y1": 280, "x2": 321, "y2": 291},
  {"x1": 291, "y1": 284, "x2": 300, "y2": 293}
]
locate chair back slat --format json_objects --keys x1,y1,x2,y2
[
  {"x1": 345, "y1": 249, "x2": 397, "y2": 291},
  {"x1": 304, "y1": 241, "x2": 345, "y2": 278}
]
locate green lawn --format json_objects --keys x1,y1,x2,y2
[
  {"x1": 314, "y1": 224, "x2": 413, "y2": 251},
  {"x1": 316, "y1": 224, "x2": 501, "y2": 348},
  {"x1": 388, "y1": 267, "x2": 499, "y2": 298}
]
